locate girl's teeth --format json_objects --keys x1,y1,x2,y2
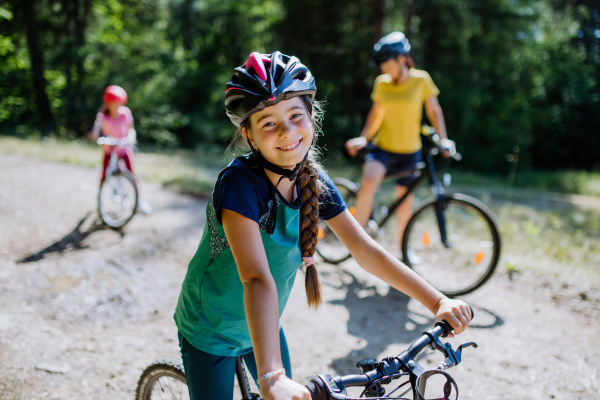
[{"x1": 280, "y1": 141, "x2": 300, "y2": 150}]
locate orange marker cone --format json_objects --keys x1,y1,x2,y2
[
  {"x1": 317, "y1": 227, "x2": 325, "y2": 239},
  {"x1": 349, "y1": 206, "x2": 357, "y2": 218},
  {"x1": 422, "y1": 231, "x2": 430, "y2": 246},
  {"x1": 474, "y1": 251, "x2": 485, "y2": 265}
]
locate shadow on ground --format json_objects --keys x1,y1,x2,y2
[
  {"x1": 17, "y1": 211, "x2": 123, "y2": 263},
  {"x1": 328, "y1": 270, "x2": 504, "y2": 377}
]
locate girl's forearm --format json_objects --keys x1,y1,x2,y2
[
  {"x1": 243, "y1": 277, "x2": 284, "y2": 376},
  {"x1": 222, "y1": 210, "x2": 285, "y2": 377},
  {"x1": 352, "y1": 234, "x2": 445, "y2": 313}
]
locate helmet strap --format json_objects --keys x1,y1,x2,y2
[{"x1": 245, "y1": 134, "x2": 309, "y2": 234}]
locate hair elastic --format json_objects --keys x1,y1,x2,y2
[{"x1": 302, "y1": 257, "x2": 315, "y2": 267}]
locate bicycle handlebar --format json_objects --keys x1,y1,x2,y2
[
  {"x1": 97, "y1": 136, "x2": 130, "y2": 146},
  {"x1": 420, "y1": 126, "x2": 462, "y2": 162},
  {"x1": 306, "y1": 307, "x2": 475, "y2": 400}
]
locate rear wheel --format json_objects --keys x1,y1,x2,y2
[
  {"x1": 315, "y1": 178, "x2": 358, "y2": 264},
  {"x1": 402, "y1": 193, "x2": 501, "y2": 297},
  {"x1": 136, "y1": 359, "x2": 188, "y2": 400},
  {"x1": 98, "y1": 171, "x2": 138, "y2": 228}
]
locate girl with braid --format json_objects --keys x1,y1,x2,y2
[{"x1": 174, "y1": 52, "x2": 472, "y2": 400}]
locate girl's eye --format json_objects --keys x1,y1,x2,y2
[
  {"x1": 290, "y1": 113, "x2": 302, "y2": 120},
  {"x1": 262, "y1": 122, "x2": 275, "y2": 128}
]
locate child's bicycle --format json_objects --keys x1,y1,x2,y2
[
  {"x1": 316, "y1": 128, "x2": 501, "y2": 297},
  {"x1": 97, "y1": 136, "x2": 138, "y2": 228},
  {"x1": 135, "y1": 311, "x2": 476, "y2": 400}
]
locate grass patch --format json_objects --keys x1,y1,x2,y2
[{"x1": 495, "y1": 204, "x2": 600, "y2": 286}]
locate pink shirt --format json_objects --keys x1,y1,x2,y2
[{"x1": 92, "y1": 106, "x2": 134, "y2": 139}]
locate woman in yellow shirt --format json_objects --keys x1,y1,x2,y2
[{"x1": 345, "y1": 31, "x2": 453, "y2": 255}]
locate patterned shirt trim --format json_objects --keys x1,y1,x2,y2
[{"x1": 207, "y1": 195, "x2": 283, "y2": 260}]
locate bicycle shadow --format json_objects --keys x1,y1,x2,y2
[
  {"x1": 326, "y1": 269, "x2": 504, "y2": 377},
  {"x1": 17, "y1": 212, "x2": 123, "y2": 263},
  {"x1": 327, "y1": 270, "x2": 431, "y2": 376}
]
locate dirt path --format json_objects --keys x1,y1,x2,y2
[{"x1": 1, "y1": 155, "x2": 599, "y2": 400}]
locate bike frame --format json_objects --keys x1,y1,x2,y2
[
  {"x1": 106, "y1": 149, "x2": 120, "y2": 180},
  {"x1": 236, "y1": 356, "x2": 258, "y2": 400},
  {"x1": 371, "y1": 142, "x2": 452, "y2": 248}
]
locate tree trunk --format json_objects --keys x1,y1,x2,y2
[
  {"x1": 371, "y1": 0, "x2": 385, "y2": 43},
  {"x1": 405, "y1": 0, "x2": 414, "y2": 42},
  {"x1": 22, "y1": 0, "x2": 55, "y2": 134}
]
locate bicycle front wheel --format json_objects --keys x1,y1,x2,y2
[
  {"x1": 136, "y1": 359, "x2": 189, "y2": 400},
  {"x1": 98, "y1": 171, "x2": 138, "y2": 228},
  {"x1": 402, "y1": 193, "x2": 501, "y2": 297},
  {"x1": 315, "y1": 178, "x2": 357, "y2": 264}
]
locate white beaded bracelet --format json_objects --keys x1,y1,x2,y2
[{"x1": 257, "y1": 367, "x2": 286, "y2": 383}]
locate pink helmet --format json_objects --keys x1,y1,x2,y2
[{"x1": 103, "y1": 85, "x2": 128, "y2": 105}]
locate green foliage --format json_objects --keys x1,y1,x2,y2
[{"x1": 0, "y1": 0, "x2": 598, "y2": 172}]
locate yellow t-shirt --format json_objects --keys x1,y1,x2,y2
[{"x1": 370, "y1": 69, "x2": 440, "y2": 154}]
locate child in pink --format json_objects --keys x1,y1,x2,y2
[
  {"x1": 90, "y1": 85, "x2": 136, "y2": 183},
  {"x1": 89, "y1": 85, "x2": 152, "y2": 214}
]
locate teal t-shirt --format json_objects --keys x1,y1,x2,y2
[{"x1": 174, "y1": 155, "x2": 346, "y2": 356}]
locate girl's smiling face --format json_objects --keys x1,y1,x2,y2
[{"x1": 244, "y1": 97, "x2": 313, "y2": 169}]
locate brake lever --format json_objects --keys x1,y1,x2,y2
[{"x1": 438, "y1": 342, "x2": 478, "y2": 370}]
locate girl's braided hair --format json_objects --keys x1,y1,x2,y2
[{"x1": 228, "y1": 95, "x2": 326, "y2": 309}]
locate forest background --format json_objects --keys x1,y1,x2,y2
[{"x1": 1, "y1": 0, "x2": 599, "y2": 174}]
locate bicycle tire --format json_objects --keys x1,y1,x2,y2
[
  {"x1": 402, "y1": 193, "x2": 501, "y2": 297},
  {"x1": 98, "y1": 171, "x2": 138, "y2": 228},
  {"x1": 135, "y1": 359, "x2": 188, "y2": 400},
  {"x1": 315, "y1": 178, "x2": 357, "y2": 264}
]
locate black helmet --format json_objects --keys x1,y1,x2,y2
[
  {"x1": 372, "y1": 31, "x2": 411, "y2": 65},
  {"x1": 225, "y1": 51, "x2": 317, "y2": 126}
]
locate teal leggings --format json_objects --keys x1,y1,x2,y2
[{"x1": 178, "y1": 330, "x2": 292, "y2": 400}]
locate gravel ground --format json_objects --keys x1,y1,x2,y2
[{"x1": 0, "y1": 154, "x2": 599, "y2": 400}]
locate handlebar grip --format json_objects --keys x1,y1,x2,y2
[
  {"x1": 305, "y1": 381, "x2": 323, "y2": 400},
  {"x1": 439, "y1": 306, "x2": 475, "y2": 338}
]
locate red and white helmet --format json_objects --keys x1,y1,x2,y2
[
  {"x1": 103, "y1": 85, "x2": 128, "y2": 105},
  {"x1": 225, "y1": 51, "x2": 316, "y2": 126}
]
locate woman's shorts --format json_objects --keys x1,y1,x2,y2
[{"x1": 364, "y1": 144, "x2": 422, "y2": 187}]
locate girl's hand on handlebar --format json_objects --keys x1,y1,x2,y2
[
  {"x1": 433, "y1": 298, "x2": 471, "y2": 337},
  {"x1": 345, "y1": 137, "x2": 367, "y2": 157},
  {"x1": 259, "y1": 374, "x2": 311, "y2": 400}
]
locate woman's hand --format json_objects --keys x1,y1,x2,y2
[
  {"x1": 440, "y1": 138, "x2": 455, "y2": 159},
  {"x1": 433, "y1": 298, "x2": 471, "y2": 337},
  {"x1": 259, "y1": 374, "x2": 311, "y2": 400},
  {"x1": 345, "y1": 136, "x2": 367, "y2": 157}
]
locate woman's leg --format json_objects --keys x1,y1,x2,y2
[
  {"x1": 179, "y1": 332, "x2": 237, "y2": 400},
  {"x1": 354, "y1": 160, "x2": 386, "y2": 227}
]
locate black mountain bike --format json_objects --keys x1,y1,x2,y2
[
  {"x1": 136, "y1": 312, "x2": 477, "y2": 400},
  {"x1": 316, "y1": 130, "x2": 501, "y2": 297}
]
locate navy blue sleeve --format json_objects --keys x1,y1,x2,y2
[
  {"x1": 318, "y1": 170, "x2": 347, "y2": 220},
  {"x1": 213, "y1": 167, "x2": 261, "y2": 225}
]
